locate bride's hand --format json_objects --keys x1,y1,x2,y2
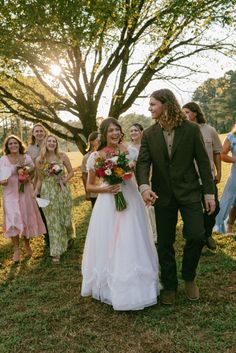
[{"x1": 104, "y1": 184, "x2": 121, "y2": 194}]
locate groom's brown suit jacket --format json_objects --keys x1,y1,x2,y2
[{"x1": 136, "y1": 120, "x2": 214, "y2": 206}]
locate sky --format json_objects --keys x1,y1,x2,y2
[
  {"x1": 97, "y1": 51, "x2": 236, "y2": 118},
  {"x1": 61, "y1": 51, "x2": 235, "y2": 123}
]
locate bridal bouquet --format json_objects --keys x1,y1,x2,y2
[
  {"x1": 94, "y1": 147, "x2": 134, "y2": 211},
  {"x1": 17, "y1": 165, "x2": 31, "y2": 192}
]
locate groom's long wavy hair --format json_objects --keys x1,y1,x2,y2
[
  {"x1": 151, "y1": 89, "x2": 186, "y2": 127},
  {"x1": 98, "y1": 117, "x2": 124, "y2": 150}
]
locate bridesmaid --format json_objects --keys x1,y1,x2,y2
[
  {"x1": 27, "y1": 123, "x2": 49, "y2": 247},
  {"x1": 215, "y1": 124, "x2": 236, "y2": 235},
  {"x1": 129, "y1": 123, "x2": 144, "y2": 150},
  {"x1": 34, "y1": 135, "x2": 75, "y2": 263},
  {"x1": 81, "y1": 131, "x2": 99, "y2": 208},
  {"x1": 0, "y1": 135, "x2": 46, "y2": 263},
  {"x1": 129, "y1": 123, "x2": 157, "y2": 242}
]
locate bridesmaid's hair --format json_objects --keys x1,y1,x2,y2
[
  {"x1": 98, "y1": 117, "x2": 124, "y2": 150},
  {"x1": 39, "y1": 135, "x2": 60, "y2": 163},
  {"x1": 182, "y1": 102, "x2": 206, "y2": 124},
  {"x1": 150, "y1": 89, "x2": 186, "y2": 126},
  {"x1": 86, "y1": 131, "x2": 99, "y2": 152},
  {"x1": 3, "y1": 135, "x2": 26, "y2": 155},
  {"x1": 130, "y1": 123, "x2": 144, "y2": 132},
  {"x1": 30, "y1": 123, "x2": 47, "y2": 145}
]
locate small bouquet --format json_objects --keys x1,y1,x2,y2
[
  {"x1": 46, "y1": 162, "x2": 63, "y2": 177},
  {"x1": 46, "y1": 161, "x2": 65, "y2": 190},
  {"x1": 94, "y1": 147, "x2": 135, "y2": 211},
  {"x1": 17, "y1": 166, "x2": 31, "y2": 192}
]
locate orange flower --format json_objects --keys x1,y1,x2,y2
[{"x1": 114, "y1": 167, "x2": 124, "y2": 177}]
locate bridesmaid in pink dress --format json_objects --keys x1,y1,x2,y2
[{"x1": 0, "y1": 135, "x2": 46, "y2": 263}]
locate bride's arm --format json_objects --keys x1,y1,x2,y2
[{"x1": 86, "y1": 170, "x2": 121, "y2": 194}]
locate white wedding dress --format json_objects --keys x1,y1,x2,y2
[{"x1": 81, "y1": 146, "x2": 160, "y2": 311}]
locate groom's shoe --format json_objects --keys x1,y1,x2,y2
[
  {"x1": 206, "y1": 236, "x2": 217, "y2": 250},
  {"x1": 160, "y1": 289, "x2": 176, "y2": 305},
  {"x1": 185, "y1": 280, "x2": 199, "y2": 301}
]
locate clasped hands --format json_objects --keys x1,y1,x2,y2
[{"x1": 142, "y1": 189, "x2": 158, "y2": 206}]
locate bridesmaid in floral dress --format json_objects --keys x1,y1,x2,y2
[
  {"x1": 0, "y1": 135, "x2": 46, "y2": 263},
  {"x1": 34, "y1": 135, "x2": 75, "y2": 264}
]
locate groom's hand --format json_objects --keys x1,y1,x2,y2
[
  {"x1": 142, "y1": 189, "x2": 158, "y2": 206},
  {"x1": 205, "y1": 199, "x2": 216, "y2": 215}
]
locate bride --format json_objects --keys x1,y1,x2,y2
[{"x1": 81, "y1": 117, "x2": 160, "y2": 311}]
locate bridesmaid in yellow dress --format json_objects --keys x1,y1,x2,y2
[{"x1": 0, "y1": 135, "x2": 46, "y2": 263}]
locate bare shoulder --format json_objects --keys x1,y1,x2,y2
[{"x1": 59, "y1": 152, "x2": 69, "y2": 161}]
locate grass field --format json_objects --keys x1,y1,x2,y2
[{"x1": 0, "y1": 148, "x2": 236, "y2": 353}]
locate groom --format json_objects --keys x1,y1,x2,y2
[{"x1": 136, "y1": 89, "x2": 215, "y2": 305}]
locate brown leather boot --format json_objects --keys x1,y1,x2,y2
[
  {"x1": 206, "y1": 236, "x2": 217, "y2": 250},
  {"x1": 185, "y1": 280, "x2": 199, "y2": 301},
  {"x1": 160, "y1": 289, "x2": 176, "y2": 305}
]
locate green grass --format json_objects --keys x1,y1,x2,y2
[{"x1": 0, "y1": 163, "x2": 236, "y2": 353}]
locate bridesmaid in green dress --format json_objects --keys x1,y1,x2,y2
[{"x1": 34, "y1": 135, "x2": 75, "y2": 264}]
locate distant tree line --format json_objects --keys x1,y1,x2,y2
[{"x1": 193, "y1": 70, "x2": 236, "y2": 133}]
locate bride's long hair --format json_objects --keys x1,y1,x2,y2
[
  {"x1": 39, "y1": 135, "x2": 61, "y2": 163},
  {"x1": 98, "y1": 117, "x2": 124, "y2": 150}
]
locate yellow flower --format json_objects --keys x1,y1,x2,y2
[{"x1": 114, "y1": 167, "x2": 124, "y2": 177}]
